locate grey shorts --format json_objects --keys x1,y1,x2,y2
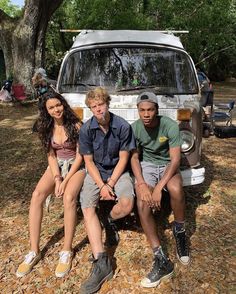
[
  {"x1": 80, "y1": 171, "x2": 135, "y2": 208},
  {"x1": 140, "y1": 161, "x2": 167, "y2": 188}
]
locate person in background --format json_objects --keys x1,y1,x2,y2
[
  {"x1": 78, "y1": 87, "x2": 136, "y2": 294},
  {"x1": 196, "y1": 67, "x2": 210, "y2": 86},
  {"x1": 31, "y1": 68, "x2": 57, "y2": 132},
  {"x1": 0, "y1": 78, "x2": 13, "y2": 102},
  {"x1": 196, "y1": 67, "x2": 214, "y2": 123},
  {"x1": 32, "y1": 68, "x2": 57, "y2": 102},
  {"x1": 16, "y1": 87, "x2": 85, "y2": 278},
  {"x1": 131, "y1": 92, "x2": 190, "y2": 288},
  {"x1": 2, "y1": 78, "x2": 13, "y2": 93},
  {"x1": 32, "y1": 68, "x2": 49, "y2": 98}
]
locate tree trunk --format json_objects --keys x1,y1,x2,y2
[
  {"x1": 0, "y1": 10, "x2": 16, "y2": 79},
  {"x1": 0, "y1": 0, "x2": 64, "y2": 93}
]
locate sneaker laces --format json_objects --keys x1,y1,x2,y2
[
  {"x1": 175, "y1": 229, "x2": 188, "y2": 256},
  {"x1": 147, "y1": 255, "x2": 162, "y2": 278},
  {"x1": 59, "y1": 251, "x2": 71, "y2": 264},
  {"x1": 90, "y1": 254, "x2": 108, "y2": 275},
  {"x1": 91, "y1": 259, "x2": 101, "y2": 275},
  {"x1": 24, "y1": 251, "x2": 37, "y2": 264}
]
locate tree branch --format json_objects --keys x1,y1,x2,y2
[
  {"x1": 178, "y1": 1, "x2": 205, "y2": 19},
  {"x1": 196, "y1": 45, "x2": 236, "y2": 65}
]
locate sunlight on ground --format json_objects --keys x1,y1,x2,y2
[{"x1": 0, "y1": 114, "x2": 38, "y2": 129}]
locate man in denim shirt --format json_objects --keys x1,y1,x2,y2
[{"x1": 79, "y1": 87, "x2": 136, "y2": 294}]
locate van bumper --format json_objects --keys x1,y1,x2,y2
[{"x1": 181, "y1": 167, "x2": 205, "y2": 187}]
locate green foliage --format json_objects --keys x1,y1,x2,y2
[
  {"x1": 0, "y1": 0, "x2": 23, "y2": 17},
  {"x1": 45, "y1": 0, "x2": 155, "y2": 77},
  {"x1": 146, "y1": 0, "x2": 236, "y2": 79},
  {"x1": 73, "y1": 0, "x2": 152, "y2": 29},
  {"x1": 45, "y1": 0, "x2": 236, "y2": 80},
  {"x1": 45, "y1": 1, "x2": 74, "y2": 78}
]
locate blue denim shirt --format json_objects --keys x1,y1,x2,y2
[{"x1": 79, "y1": 112, "x2": 136, "y2": 181}]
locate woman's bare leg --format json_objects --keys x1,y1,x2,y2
[
  {"x1": 62, "y1": 170, "x2": 85, "y2": 251},
  {"x1": 29, "y1": 168, "x2": 54, "y2": 253}
]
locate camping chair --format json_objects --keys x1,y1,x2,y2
[
  {"x1": 212, "y1": 101, "x2": 235, "y2": 126},
  {"x1": 12, "y1": 84, "x2": 27, "y2": 101}
]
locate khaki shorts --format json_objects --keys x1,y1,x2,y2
[
  {"x1": 80, "y1": 171, "x2": 135, "y2": 208},
  {"x1": 140, "y1": 161, "x2": 167, "y2": 188}
]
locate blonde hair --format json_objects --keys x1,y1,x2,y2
[{"x1": 85, "y1": 87, "x2": 111, "y2": 108}]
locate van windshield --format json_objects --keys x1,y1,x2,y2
[{"x1": 59, "y1": 46, "x2": 198, "y2": 95}]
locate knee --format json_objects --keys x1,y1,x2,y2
[
  {"x1": 82, "y1": 207, "x2": 96, "y2": 221},
  {"x1": 168, "y1": 182, "x2": 184, "y2": 202},
  {"x1": 63, "y1": 193, "x2": 77, "y2": 209},
  {"x1": 119, "y1": 198, "x2": 134, "y2": 215},
  {"x1": 31, "y1": 189, "x2": 46, "y2": 207}
]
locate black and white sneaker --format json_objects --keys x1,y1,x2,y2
[
  {"x1": 173, "y1": 228, "x2": 190, "y2": 265},
  {"x1": 141, "y1": 255, "x2": 174, "y2": 288}
]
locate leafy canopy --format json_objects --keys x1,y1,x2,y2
[
  {"x1": 45, "y1": 0, "x2": 236, "y2": 79},
  {"x1": 0, "y1": 0, "x2": 23, "y2": 17}
]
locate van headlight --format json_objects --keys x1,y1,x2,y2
[
  {"x1": 177, "y1": 108, "x2": 192, "y2": 121},
  {"x1": 72, "y1": 107, "x2": 84, "y2": 120},
  {"x1": 180, "y1": 130, "x2": 195, "y2": 152}
]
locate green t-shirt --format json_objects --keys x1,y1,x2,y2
[{"x1": 131, "y1": 116, "x2": 182, "y2": 165}]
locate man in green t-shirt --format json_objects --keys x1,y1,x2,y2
[{"x1": 131, "y1": 92, "x2": 190, "y2": 289}]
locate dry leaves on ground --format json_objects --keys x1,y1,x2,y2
[{"x1": 0, "y1": 90, "x2": 235, "y2": 293}]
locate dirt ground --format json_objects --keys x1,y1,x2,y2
[{"x1": 0, "y1": 83, "x2": 235, "y2": 294}]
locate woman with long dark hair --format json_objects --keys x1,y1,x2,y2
[{"x1": 16, "y1": 87, "x2": 85, "y2": 278}]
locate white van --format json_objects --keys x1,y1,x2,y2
[{"x1": 57, "y1": 30, "x2": 205, "y2": 186}]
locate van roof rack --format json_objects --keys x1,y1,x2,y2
[
  {"x1": 60, "y1": 29, "x2": 83, "y2": 32},
  {"x1": 60, "y1": 29, "x2": 189, "y2": 34},
  {"x1": 153, "y1": 30, "x2": 189, "y2": 34}
]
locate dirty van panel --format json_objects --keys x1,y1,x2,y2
[{"x1": 57, "y1": 30, "x2": 205, "y2": 186}]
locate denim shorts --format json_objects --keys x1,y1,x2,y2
[
  {"x1": 140, "y1": 161, "x2": 167, "y2": 188},
  {"x1": 80, "y1": 171, "x2": 135, "y2": 208}
]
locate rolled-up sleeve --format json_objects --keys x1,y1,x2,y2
[{"x1": 119, "y1": 123, "x2": 136, "y2": 152}]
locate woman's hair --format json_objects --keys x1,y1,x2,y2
[
  {"x1": 36, "y1": 86, "x2": 82, "y2": 152},
  {"x1": 85, "y1": 87, "x2": 111, "y2": 108}
]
